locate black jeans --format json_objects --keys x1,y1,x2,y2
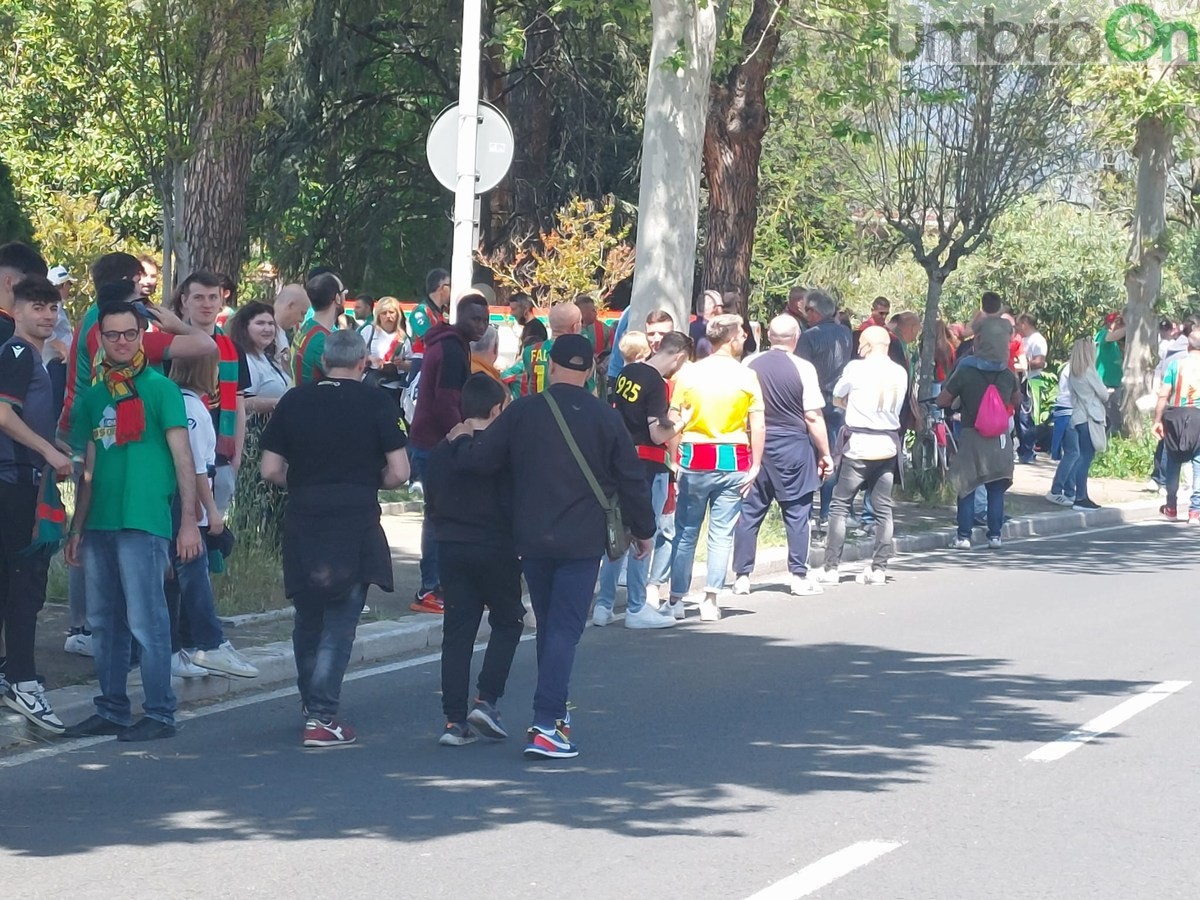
[
  {"x1": 292, "y1": 583, "x2": 366, "y2": 719},
  {"x1": 438, "y1": 542, "x2": 525, "y2": 723},
  {"x1": 0, "y1": 481, "x2": 50, "y2": 683},
  {"x1": 733, "y1": 468, "x2": 814, "y2": 578}
]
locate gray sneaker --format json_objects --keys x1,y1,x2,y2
[
  {"x1": 467, "y1": 700, "x2": 509, "y2": 740},
  {"x1": 439, "y1": 721, "x2": 478, "y2": 747}
]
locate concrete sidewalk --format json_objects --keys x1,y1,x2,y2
[{"x1": 3, "y1": 466, "x2": 1166, "y2": 752}]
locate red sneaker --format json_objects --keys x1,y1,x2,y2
[
  {"x1": 1189, "y1": 511, "x2": 1200, "y2": 526},
  {"x1": 1161, "y1": 504, "x2": 1178, "y2": 521},
  {"x1": 303, "y1": 718, "x2": 357, "y2": 748},
  {"x1": 410, "y1": 588, "x2": 445, "y2": 614}
]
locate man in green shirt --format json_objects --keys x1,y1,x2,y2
[
  {"x1": 64, "y1": 300, "x2": 202, "y2": 743},
  {"x1": 292, "y1": 273, "x2": 345, "y2": 387}
]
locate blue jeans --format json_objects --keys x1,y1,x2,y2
[
  {"x1": 84, "y1": 530, "x2": 176, "y2": 727},
  {"x1": 1050, "y1": 410, "x2": 1071, "y2": 460},
  {"x1": 957, "y1": 481, "x2": 1007, "y2": 540},
  {"x1": 596, "y1": 472, "x2": 668, "y2": 614},
  {"x1": 1164, "y1": 449, "x2": 1200, "y2": 512},
  {"x1": 1017, "y1": 381, "x2": 1037, "y2": 461},
  {"x1": 1074, "y1": 423, "x2": 1096, "y2": 502},
  {"x1": 292, "y1": 582, "x2": 367, "y2": 719},
  {"x1": 411, "y1": 447, "x2": 438, "y2": 592},
  {"x1": 670, "y1": 469, "x2": 745, "y2": 596},
  {"x1": 523, "y1": 557, "x2": 601, "y2": 728},
  {"x1": 818, "y1": 405, "x2": 845, "y2": 520},
  {"x1": 648, "y1": 507, "x2": 675, "y2": 588},
  {"x1": 1050, "y1": 418, "x2": 1080, "y2": 498}
]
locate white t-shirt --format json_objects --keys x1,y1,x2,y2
[
  {"x1": 1023, "y1": 331, "x2": 1048, "y2": 374},
  {"x1": 182, "y1": 390, "x2": 216, "y2": 528},
  {"x1": 833, "y1": 356, "x2": 908, "y2": 460},
  {"x1": 245, "y1": 351, "x2": 291, "y2": 399},
  {"x1": 359, "y1": 323, "x2": 402, "y2": 367},
  {"x1": 1054, "y1": 363, "x2": 1073, "y2": 410}
]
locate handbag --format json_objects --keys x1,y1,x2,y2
[{"x1": 544, "y1": 391, "x2": 630, "y2": 561}]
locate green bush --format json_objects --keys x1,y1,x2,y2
[{"x1": 1090, "y1": 431, "x2": 1157, "y2": 481}]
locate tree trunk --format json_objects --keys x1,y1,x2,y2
[
  {"x1": 700, "y1": 0, "x2": 784, "y2": 301},
  {"x1": 912, "y1": 270, "x2": 945, "y2": 476},
  {"x1": 181, "y1": 18, "x2": 264, "y2": 284},
  {"x1": 1120, "y1": 115, "x2": 1172, "y2": 436},
  {"x1": 628, "y1": 0, "x2": 728, "y2": 333}
]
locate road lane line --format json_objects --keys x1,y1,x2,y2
[
  {"x1": 745, "y1": 840, "x2": 904, "y2": 900},
  {"x1": 1024, "y1": 680, "x2": 1191, "y2": 762}
]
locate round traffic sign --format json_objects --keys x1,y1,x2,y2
[{"x1": 426, "y1": 101, "x2": 515, "y2": 195}]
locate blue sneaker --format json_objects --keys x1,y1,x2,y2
[{"x1": 523, "y1": 723, "x2": 578, "y2": 759}]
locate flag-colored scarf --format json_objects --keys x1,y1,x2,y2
[
  {"x1": 213, "y1": 330, "x2": 239, "y2": 460},
  {"x1": 101, "y1": 348, "x2": 148, "y2": 445},
  {"x1": 21, "y1": 470, "x2": 66, "y2": 556}
]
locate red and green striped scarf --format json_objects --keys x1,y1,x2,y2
[{"x1": 212, "y1": 328, "x2": 239, "y2": 459}]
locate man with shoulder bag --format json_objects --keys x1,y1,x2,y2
[{"x1": 447, "y1": 333, "x2": 655, "y2": 760}]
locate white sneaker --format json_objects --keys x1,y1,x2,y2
[
  {"x1": 699, "y1": 596, "x2": 722, "y2": 622},
  {"x1": 1045, "y1": 492, "x2": 1065, "y2": 505},
  {"x1": 988, "y1": 537, "x2": 1003, "y2": 549},
  {"x1": 791, "y1": 575, "x2": 824, "y2": 596},
  {"x1": 625, "y1": 605, "x2": 677, "y2": 629},
  {"x1": 172, "y1": 651, "x2": 209, "y2": 679},
  {"x1": 645, "y1": 584, "x2": 663, "y2": 610},
  {"x1": 591, "y1": 606, "x2": 614, "y2": 627},
  {"x1": 733, "y1": 575, "x2": 751, "y2": 596},
  {"x1": 4, "y1": 681, "x2": 65, "y2": 735},
  {"x1": 856, "y1": 567, "x2": 887, "y2": 586},
  {"x1": 813, "y1": 568, "x2": 842, "y2": 586},
  {"x1": 667, "y1": 599, "x2": 686, "y2": 620},
  {"x1": 189, "y1": 643, "x2": 259, "y2": 679},
  {"x1": 64, "y1": 630, "x2": 94, "y2": 657},
  {"x1": 950, "y1": 537, "x2": 972, "y2": 550}
]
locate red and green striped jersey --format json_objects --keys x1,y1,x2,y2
[{"x1": 291, "y1": 319, "x2": 330, "y2": 387}]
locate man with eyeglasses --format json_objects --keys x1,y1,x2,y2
[
  {"x1": 64, "y1": 298, "x2": 203, "y2": 742},
  {"x1": 292, "y1": 273, "x2": 345, "y2": 387},
  {"x1": 408, "y1": 268, "x2": 451, "y2": 382}
]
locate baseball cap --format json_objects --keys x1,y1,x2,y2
[
  {"x1": 549, "y1": 334, "x2": 593, "y2": 372},
  {"x1": 47, "y1": 265, "x2": 74, "y2": 286}
]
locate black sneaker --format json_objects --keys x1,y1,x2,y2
[
  {"x1": 64, "y1": 714, "x2": 127, "y2": 738},
  {"x1": 117, "y1": 717, "x2": 177, "y2": 742},
  {"x1": 438, "y1": 721, "x2": 477, "y2": 746},
  {"x1": 466, "y1": 699, "x2": 508, "y2": 740},
  {"x1": 1072, "y1": 499, "x2": 1101, "y2": 511}
]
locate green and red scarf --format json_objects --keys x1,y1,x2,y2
[
  {"x1": 101, "y1": 347, "x2": 148, "y2": 445},
  {"x1": 212, "y1": 329, "x2": 239, "y2": 459},
  {"x1": 22, "y1": 470, "x2": 66, "y2": 557}
]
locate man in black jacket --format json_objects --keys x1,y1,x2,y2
[{"x1": 448, "y1": 334, "x2": 654, "y2": 760}]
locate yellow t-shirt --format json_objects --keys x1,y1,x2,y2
[{"x1": 675, "y1": 354, "x2": 764, "y2": 445}]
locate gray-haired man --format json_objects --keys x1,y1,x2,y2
[{"x1": 261, "y1": 329, "x2": 410, "y2": 748}]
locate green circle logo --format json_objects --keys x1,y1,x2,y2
[{"x1": 1106, "y1": 3, "x2": 1165, "y2": 61}]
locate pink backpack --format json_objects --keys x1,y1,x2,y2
[{"x1": 974, "y1": 374, "x2": 1009, "y2": 438}]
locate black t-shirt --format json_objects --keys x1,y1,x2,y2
[
  {"x1": 0, "y1": 312, "x2": 14, "y2": 347},
  {"x1": 0, "y1": 337, "x2": 54, "y2": 484},
  {"x1": 611, "y1": 361, "x2": 669, "y2": 474},
  {"x1": 260, "y1": 377, "x2": 407, "y2": 489}
]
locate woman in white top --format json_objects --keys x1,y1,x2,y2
[
  {"x1": 359, "y1": 296, "x2": 411, "y2": 375},
  {"x1": 228, "y1": 301, "x2": 292, "y2": 415}
]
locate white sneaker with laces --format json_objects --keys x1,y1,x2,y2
[
  {"x1": 791, "y1": 575, "x2": 824, "y2": 596},
  {"x1": 699, "y1": 596, "x2": 722, "y2": 622},
  {"x1": 856, "y1": 567, "x2": 887, "y2": 586},
  {"x1": 667, "y1": 599, "x2": 686, "y2": 620},
  {"x1": 64, "y1": 631, "x2": 95, "y2": 657},
  {"x1": 733, "y1": 575, "x2": 751, "y2": 595},
  {"x1": 172, "y1": 651, "x2": 209, "y2": 679},
  {"x1": 813, "y1": 567, "x2": 842, "y2": 586},
  {"x1": 988, "y1": 537, "x2": 1003, "y2": 549},
  {"x1": 1045, "y1": 492, "x2": 1064, "y2": 505},
  {"x1": 950, "y1": 537, "x2": 972, "y2": 550},
  {"x1": 4, "y1": 681, "x2": 65, "y2": 735},
  {"x1": 625, "y1": 604, "x2": 677, "y2": 629},
  {"x1": 591, "y1": 606, "x2": 614, "y2": 627},
  {"x1": 190, "y1": 642, "x2": 259, "y2": 678}
]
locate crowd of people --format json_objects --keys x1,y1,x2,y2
[{"x1": 0, "y1": 240, "x2": 1189, "y2": 761}]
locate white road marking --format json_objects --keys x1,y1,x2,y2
[
  {"x1": 1024, "y1": 680, "x2": 1191, "y2": 762},
  {"x1": 745, "y1": 840, "x2": 904, "y2": 900}
]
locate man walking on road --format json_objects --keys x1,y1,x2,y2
[
  {"x1": 734, "y1": 316, "x2": 832, "y2": 597},
  {"x1": 64, "y1": 299, "x2": 203, "y2": 742},
  {"x1": 448, "y1": 334, "x2": 654, "y2": 760},
  {"x1": 1153, "y1": 329, "x2": 1200, "y2": 523},
  {"x1": 260, "y1": 330, "x2": 410, "y2": 748},
  {"x1": 815, "y1": 325, "x2": 907, "y2": 587},
  {"x1": 409, "y1": 294, "x2": 490, "y2": 614},
  {"x1": 795, "y1": 290, "x2": 851, "y2": 526},
  {"x1": 668, "y1": 314, "x2": 765, "y2": 622},
  {"x1": 0, "y1": 276, "x2": 74, "y2": 733}
]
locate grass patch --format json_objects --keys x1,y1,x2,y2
[
  {"x1": 212, "y1": 538, "x2": 287, "y2": 618},
  {"x1": 896, "y1": 467, "x2": 956, "y2": 507}
]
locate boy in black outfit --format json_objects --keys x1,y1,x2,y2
[{"x1": 426, "y1": 374, "x2": 524, "y2": 746}]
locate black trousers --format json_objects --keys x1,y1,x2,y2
[
  {"x1": 0, "y1": 481, "x2": 51, "y2": 683},
  {"x1": 438, "y1": 541, "x2": 525, "y2": 723}
]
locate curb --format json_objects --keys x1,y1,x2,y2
[{"x1": 0, "y1": 499, "x2": 1161, "y2": 751}]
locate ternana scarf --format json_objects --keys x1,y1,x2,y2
[
  {"x1": 213, "y1": 329, "x2": 239, "y2": 459},
  {"x1": 21, "y1": 469, "x2": 66, "y2": 556},
  {"x1": 100, "y1": 347, "x2": 148, "y2": 445}
]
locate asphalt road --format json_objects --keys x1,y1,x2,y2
[{"x1": 2, "y1": 521, "x2": 1197, "y2": 900}]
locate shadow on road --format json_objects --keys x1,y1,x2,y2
[{"x1": 0, "y1": 633, "x2": 1150, "y2": 856}]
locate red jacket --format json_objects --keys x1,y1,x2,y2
[{"x1": 410, "y1": 323, "x2": 471, "y2": 451}]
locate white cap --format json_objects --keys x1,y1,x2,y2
[{"x1": 47, "y1": 265, "x2": 74, "y2": 286}]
